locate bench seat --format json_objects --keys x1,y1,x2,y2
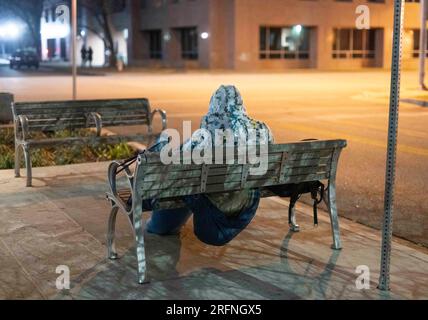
[
  {"x1": 12, "y1": 98, "x2": 167, "y2": 186},
  {"x1": 106, "y1": 139, "x2": 347, "y2": 284}
]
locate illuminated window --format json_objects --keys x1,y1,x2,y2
[{"x1": 259, "y1": 26, "x2": 310, "y2": 60}]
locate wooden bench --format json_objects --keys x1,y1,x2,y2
[
  {"x1": 106, "y1": 139, "x2": 347, "y2": 284},
  {"x1": 12, "y1": 98, "x2": 167, "y2": 187}
]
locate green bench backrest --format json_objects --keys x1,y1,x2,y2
[
  {"x1": 134, "y1": 140, "x2": 347, "y2": 200},
  {"x1": 12, "y1": 98, "x2": 152, "y2": 132}
]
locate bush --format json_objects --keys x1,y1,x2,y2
[{"x1": 0, "y1": 127, "x2": 135, "y2": 170}]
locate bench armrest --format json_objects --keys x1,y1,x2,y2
[
  {"x1": 87, "y1": 112, "x2": 103, "y2": 136},
  {"x1": 107, "y1": 160, "x2": 135, "y2": 212},
  {"x1": 151, "y1": 109, "x2": 167, "y2": 132},
  {"x1": 15, "y1": 115, "x2": 29, "y2": 142}
]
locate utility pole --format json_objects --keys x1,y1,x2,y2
[
  {"x1": 378, "y1": 0, "x2": 405, "y2": 291},
  {"x1": 71, "y1": 0, "x2": 77, "y2": 100},
  {"x1": 420, "y1": 0, "x2": 427, "y2": 90}
]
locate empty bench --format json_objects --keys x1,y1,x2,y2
[
  {"x1": 106, "y1": 139, "x2": 347, "y2": 284},
  {"x1": 12, "y1": 98, "x2": 167, "y2": 187}
]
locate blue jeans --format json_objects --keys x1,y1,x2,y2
[
  {"x1": 143, "y1": 139, "x2": 261, "y2": 246},
  {"x1": 145, "y1": 191, "x2": 261, "y2": 246}
]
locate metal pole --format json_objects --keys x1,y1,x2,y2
[
  {"x1": 378, "y1": 0, "x2": 405, "y2": 291},
  {"x1": 420, "y1": 0, "x2": 427, "y2": 90},
  {"x1": 71, "y1": 0, "x2": 77, "y2": 100}
]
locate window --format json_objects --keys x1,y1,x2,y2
[
  {"x1": 146, "y1": 30, "x2": 163, "y2": 59},
  {"x1": 332, "y1": 28, "x2": 376, "y2": 59},
  {"x1": 51, "y1": 8, "x2": 56, "y2": 22},
  {"x1": 412, "y1": 29, "x2": 428, "y2": 57},
  {"x1": 179, "y1": 27, "x2": 198, "y2": 60},
  {"x1": 259, "y1": 26, "x2": 311, "y2": 60}
]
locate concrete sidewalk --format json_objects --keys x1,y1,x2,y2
[{"x1": 0, "y1": 162, "x2": 427, "y2": 300}]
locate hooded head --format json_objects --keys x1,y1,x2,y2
[{"x1": 181, "y1": 85, "x2": 274, "y2": 151}]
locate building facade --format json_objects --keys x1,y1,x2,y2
[
  {"x1": 126, "y1": 0, "x2": 425, "y2": 70},
  {"x1": 40, "y1": 0, "x2": 71, "y2": 62},
  {"x1": 40, "y1": 0, "x2": 131, "y2": 66}
]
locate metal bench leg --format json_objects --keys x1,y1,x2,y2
[
  {"x1": 107, "y1": 205, "x2": 119, "y2": 260},
  {"x1": 288, "y1": 197, "x2": 300, "y2": 232},
  {"x1": 14, "y1": 144, "x2": 21, "y2": 178},
  {"x1": 23, "y1": 145, "x2": 32, "y2": 187},
  {"x1": 324, "y1": 184, "x2": 342, "y2": 250},
  {"x1": 132, "y1": 204, "x2": 147, "y2": 284}
]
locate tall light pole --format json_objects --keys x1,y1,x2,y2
[
  {"x1": 71, "y1": 0, "x2": 77, "y2": 100},
  {"x1": 378, "y1": 0, "x2": 405, "y2": 291},
  {"x1": 419, "y1": 0, "x2": 427, "y2": 90}
]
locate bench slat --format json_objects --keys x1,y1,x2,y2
[
  {"x1": 24, "y1": 134, "x2": 155, "y2": 146},
  {"x1": 142, "y1": 168, "x2": 329, "y2": 191},
  {"x1": 143, "y1": 148, "x2": 334, "y2": 164},
  {"x1": 142, "y1": 165, "x2": 328, "y2": 183},
  {"x1": 142, "y1": 173, "x2": 329, "y2": 199},
  {"x1": 14, "y1": 98, "x2": 149, "y2": 110},
  {"x1": 143, "y1": 157, "x2": 331, "y2": 175},
  {"x1": 142, "y1": 188, "x2": 280, "y2": 210}
]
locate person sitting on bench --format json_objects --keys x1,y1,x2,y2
[{"x1": 143, "y1": 85, "x2": 275, "y2": 246}]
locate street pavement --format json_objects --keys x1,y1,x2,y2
[
  {"x1": 0, "y1": 162, "x2": 427, "y2": 299},
  {"x1": 0, "y1": 68, "x2": 427, "y2": 247}
]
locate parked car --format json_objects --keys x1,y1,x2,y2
[{"x1": 9, "y1": 50, "x2": 39, "y2": 69}]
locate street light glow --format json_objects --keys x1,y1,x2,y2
[
  {"x1": 201, "y1": 32, "x2": 209, "y2": 40},
  {"x1": 293, "y1": 24, "x2": 302, "y2": 35},
  {"x1": 0, "y1": 22, "x2": 21, "y2": 39}
]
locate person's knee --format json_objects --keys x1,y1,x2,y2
[
  {"x1": 194, "y1": 227, "x2": 233, "y2": 246},
  {"x1": 146, "y1": 207, "x2": 192, "y2": 236}
]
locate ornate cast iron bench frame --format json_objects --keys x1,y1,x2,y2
[
  {"x1": 106, "y1": 139, "x2": 347, "y2": 284},
  {"x1": 12, "y1": 98, "x2": 167, "y2": 187}
]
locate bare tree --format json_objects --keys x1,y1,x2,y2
[
  {"x1": 79, "y1": 0, "x2": 119, "y2": 67},
  {"x1": 0, "y1": 0, "x2": 44, "y2": 58}
]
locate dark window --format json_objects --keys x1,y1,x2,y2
[
  {"x1": 146, "y1": 30, "x2": 163, "y2": 59},
  {"x1": 339, "y1": 29, "x2": 351, "y2": 50},
  {"x1": 259, "y1": 26, "x2": 311, "y2": 60},
  {"x1": 332, "y1": 28, "x2": 377, "y2": 59},
  {"x1": 179, "y1": 27, "x2": 198, "y2": 60},
  {"x1": 412, "y1": 29, "x2": 428, "y2": 57},
  {"x1": 51, "y1": 8, "x2": 56, "y2": 22},
  {"x1": 47, "y1": 39, "x2": 56, "y2": 59},
  {"x1": 60, "y1": 38, "x2": 67, "y2": 60},
  {"x1": 352, "y1": 29, "x2": 363, "y2": 57}
]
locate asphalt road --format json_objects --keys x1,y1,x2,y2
[
  {"x1": 0, "y1": 63, "x2": 105, "y2": 77},
  {"x1": 1, "y1": 67, "x2": 427, "y2": 246}
]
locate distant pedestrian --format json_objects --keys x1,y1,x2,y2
[
  {"x1": 87, "y1": 47, "x2": 93, "y2": 68},
  {"x1": 80, "y1": 45, "x2": 87, "y2": 67}
]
